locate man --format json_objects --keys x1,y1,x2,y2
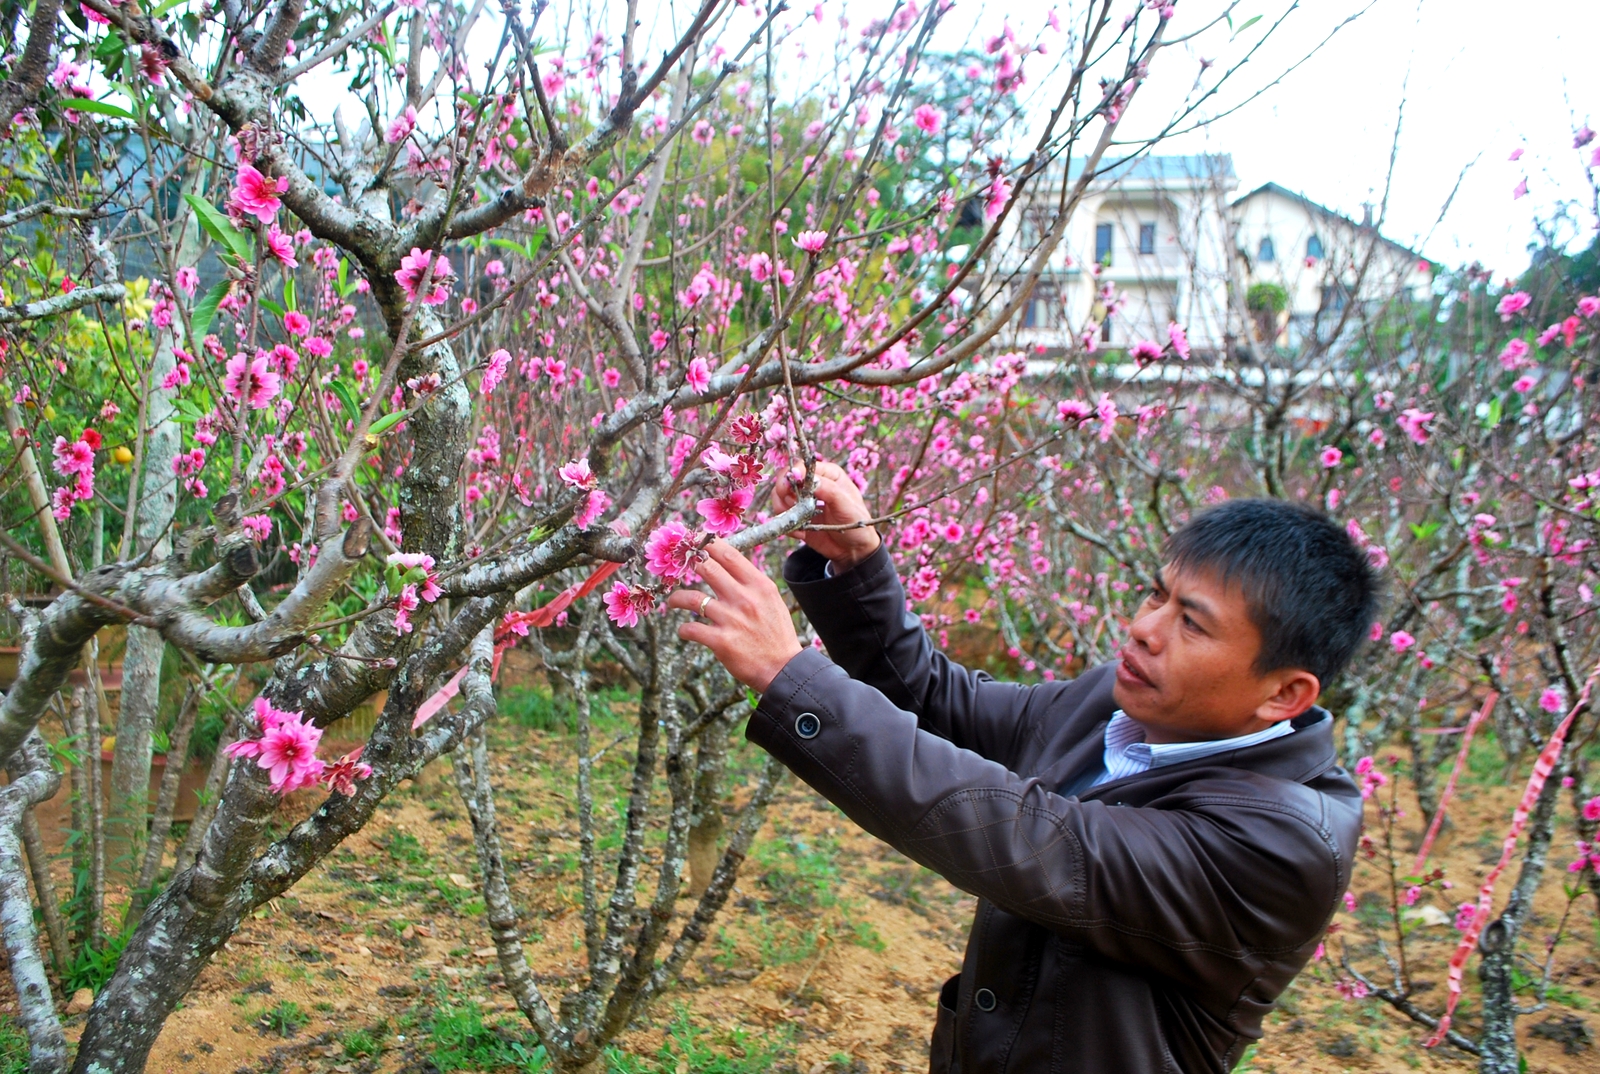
[{"x1": 667, "y1": 462, "x2": 1374, "y2": 1073}]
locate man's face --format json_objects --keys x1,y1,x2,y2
[{"x1": 1112, "y1": 562, "x2": 1315, "y2": 743}]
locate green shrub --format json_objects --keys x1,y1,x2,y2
[
  {"x1": 64, "y1": 931, "x2": 129, "y2": 994},
  {"x1": 1246, "y1": 281, "x2": 1288, "y2": 314}
]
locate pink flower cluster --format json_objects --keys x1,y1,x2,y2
[
  {"x1": 395, "y1": 247, "x2": 455, "y2": 305},
  {"x1": 558, "y1": 457, "x2": 612, "y2": 528},
  {"x1": 388, "y1": 552, "x2": 443, "y2": 635},
  {"x1": 224, "y1": 697, "x2": 372, "y2": 796},
  {"x1": 1355, "y1": 756, "x2": 1389, "y2": 800},
  {"x1": 602, "y1": 414, "x2": 772, "y2": 629},
  {"x1": 50, "y1": 431, "x2": 98, "y2": 519}
]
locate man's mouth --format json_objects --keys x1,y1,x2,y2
[{"x1": 1117, "y1": 651, "x2": 1156, "y2": 690}]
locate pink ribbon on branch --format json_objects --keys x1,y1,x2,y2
[
  {"x1": 411, "y1": 561, "x2": 623, "y2": 730},
  {"x1": 1424, "y1": 666, "x2": 1599, "y2": 1048},
  {"x1": 1411, "y1": 691, "x2": 1498, "y2": 876}
]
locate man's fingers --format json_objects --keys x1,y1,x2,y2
[
  {"x1": 695, "y1": 551, "x2": 739, "y2": 594},
  {"x1": 705, "y1": 538, "x2": 764, "y2": 585},
  {"x1": 664, "y1": 588, "x2": 713, "y2": 614},
  {"x1": 676, "y1": 619, "x2": 718, "y2": 648}
]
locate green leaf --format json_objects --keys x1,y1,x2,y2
[
  {"x1": 189, "y1": 278, "x2": 231, "y2": 344},
  {"x1": 368, "y1": 411, "x2": 406, "y2": 436},
  {"x1": 330, "y1": 379, "x2": 360, "y2": 419},
  {"x1": 488, "y1": 237, "x2": 531, "y2": 257},
  {"x1": 1483, "y1": 396, "x2": 1502, "y2": 430},
  {"x1": 1232, "y1": 14, "x2": 1262, "y2": 36},
  {"x1": 337, "y1": 257, "x2": 350, "y2": 297},
  {"x1": 258, "y1": 298, "x2": 285, "y2": 317},
  {"x1": 282, "y1": 275, "x2": 296, "y2": 312},
  {"x1": 69, "y1": 98, "x2": 137, "y2": 121},
  {"x1": 1409, "y1": 520, "x2": 1441, "y2": 542},
  {"x1": 524, "y1": 228, "x2": 547, "y2": 260},
  {"x1": 183, "y1": 193, "x2": 253, "y2": 265},
  {"x1": 152, "y1": 0, "x2": 188, "y2": 14},
  {"x1": 170, "y1": 397, "x2": 205, "y2": 424}
]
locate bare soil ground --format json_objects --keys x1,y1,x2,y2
[{"x1": 7, "y1": 701, "x2": 1599, "y2": 1074}]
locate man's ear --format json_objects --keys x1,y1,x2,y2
[{"x1": 1255, "y1": 670, "x2": 1321, "y2": 725}]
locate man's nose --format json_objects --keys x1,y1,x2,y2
[{"x1": 1128, "y1": 604, "x2": 1165, "y2": 653}]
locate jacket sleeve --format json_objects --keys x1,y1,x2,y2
[
  {"x1": 750, "y1": 648, "x2": 1345, "y2": 989},
  {"x1": 784, "y1": 544, "x2": 1074, "y2": 768}
]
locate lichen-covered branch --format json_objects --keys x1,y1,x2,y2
[{"x1": 0, "y1": 732, "x2": 66, "y2": 1074}]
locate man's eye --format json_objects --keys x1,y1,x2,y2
[{"x1": 1183, "y1": 614, "x2": 1202, "y2": 633}]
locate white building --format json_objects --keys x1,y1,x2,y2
[{"x1": 1007, "y1": 155, "x2": 1431, "y2": 358}]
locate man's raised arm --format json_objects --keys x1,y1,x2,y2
[{"x1": 769, "y1": 464, "x2": 1075, "y2": 764}]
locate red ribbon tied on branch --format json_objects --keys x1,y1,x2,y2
[
  {"x1": 1424, "y1": 663, "x2": 1600, "y2": 1048},
  {"x1": 411, "y1": 561, "x2": 623, "y2": 730}
]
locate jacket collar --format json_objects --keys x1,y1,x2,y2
[
  {"x1": 1081, "y1": 706, "x2": 1341, "y2": 798},
  {"x1": 1037, "y1": 663, "x2": 1343, "y2": 796}
]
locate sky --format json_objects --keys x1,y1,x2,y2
[
  {"x1": 961, "y1": 0, "x2": 1599, "y2": 279},
  {"x1": 288, "y1": 0, "x2": 1596, "y2": 279},
  {"x1": 1144, "y1": 0, "x2": 1599, "y2": 279}
]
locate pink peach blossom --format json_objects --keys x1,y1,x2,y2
[
  {"x1": 1496, "y1": 291, "x2": 1531, "y2": 320},
  {"x1": 559, "y1": 458, "x2": 596, "y2": 490},
  {"x1": 230, "y1": 164, "x2": 288, "y2": 224},
  {"x1": 603, "y1": 581, "x2": 655, "y2": 628},
  {"x1": 644, "y1": 521, "x2": 699, "y2": 581},
  {"x1": 223, "y1": 352, "x2": 282, "y2": 409},
  {"x1": 481, "y1": 348, "x2": 510, "y2": 395},
  {"x1": 696, "y1": 487, "x2": 754, "y2": 535},
  {"x1": 1166, "y1": 322, "x2": 1190, "y2": 360},
  {"x1": 264, "y1": 225, "x2": 297, "y2": 267},
  {"x1": 686, "y1": 357, "x2": 711, "y2": 394},
  {"x1": 322, "y1": 747, "x2": 373, "y2": 796}
]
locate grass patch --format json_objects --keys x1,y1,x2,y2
[
  {"x1": 259, "y1": 1000, "x2": 310, "y2": 1037},
  {"x1": 341, "y1": 1025, "x2": 386, "y2": 1059},
  {"x1": 607, "y1": 1008, "x2": 793, "y2": 1074},
  {"x1": 424, "y1": 1002, "x2": 546, "y2": 1073},
  {"x1": 0, "y1": 1015, "x2": 27, "y2": 1074},
  {"x1": 498, "y1": 685, "x2": 578, "y2": 732}
]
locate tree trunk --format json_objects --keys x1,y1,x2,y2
[
  {"x1": 687, "y1": 712, "x2": 737, "y2": 897},
  {"x1": 1477, "y1": 918, "x2": 1518, "y2": 1074},
  {"x1": 107, "y1": 330, "x2": 180, "y2": 883}
]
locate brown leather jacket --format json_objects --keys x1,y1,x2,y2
[{"x1": 748, "y1": 546, "x2": 1362, "y2": 1074}]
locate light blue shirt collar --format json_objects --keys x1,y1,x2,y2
[{"x1": 1091, "y1": 710, "x2": 1295, "y2": 787}]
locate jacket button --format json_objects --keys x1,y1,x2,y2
[
  {"x1": 794, "y1": 712, "x2": 821, "y2": 739},
  {"x1": 974, "y1": 988, "x2": 997, "y2": 1012}
]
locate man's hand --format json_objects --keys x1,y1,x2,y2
[
  {"x1": 772, "y1": 460, "x2": 881, "y2": 574},
  {"x1": 668, "y1": 539, "x2": 803, "y2": 694}
]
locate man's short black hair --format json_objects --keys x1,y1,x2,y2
[{"x1": 1162, "y1": 498, "x2": 1380, "y2": 687}]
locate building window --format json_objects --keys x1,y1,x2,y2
[
  {"x1": 1101, "y1": 319, "x2": 1113, "y2": 343},
  {"x1": 1095, "y1": 223, "x2": 1113, "y2": 266},
  {"x1": 1023, "y1": 291, "x2": 1056, "y2": 329},
  {"x1": 1320, "y1": 283, "x2": 1347, "y2": 312},
  {"x1": 1138, "y1": 223, "x2": 1155, "y2": 255},
  {"x1": 1257, "y1": 236, "x2": 1276, "y2": 263},
  {"x1": 1307, "y1": 234, "x2": 1324, "y2": 260}
]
